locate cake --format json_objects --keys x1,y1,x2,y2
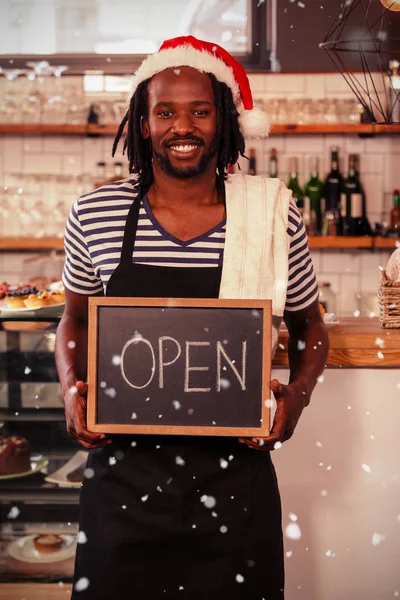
[
  {"x1": 0, "y1": 434, "x2": 31, "y2": 475},
  {"x1": 33, "y1": 534, "x2": 63, "y2": 554}
]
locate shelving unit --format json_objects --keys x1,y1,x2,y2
[{"x1": 1, "y1": 124, "x2": 400, "y2": 136}]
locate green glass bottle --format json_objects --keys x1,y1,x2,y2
[
  {"x1": 287, "y1": 157, "x2": 304, "y2": 211},
  {"x1": 304, "y1": 156, "x2": 324, "y2": 233},
  {"x1": 269, "y1": 148, "x2": 278, "y2": 178}
]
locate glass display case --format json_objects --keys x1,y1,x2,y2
[{"x1": 0, "y1": 312, "x2": 80, "y2": 585}]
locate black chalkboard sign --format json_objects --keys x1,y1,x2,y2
[{"x1": 87, "y1": 298, "x2": 272, "y2": 436}]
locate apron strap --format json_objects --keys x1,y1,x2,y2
[{"x1": 120, "y1": 188, "x2": 142, "y2": 265}]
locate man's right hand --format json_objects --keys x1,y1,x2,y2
[{"x1": 64, "y1": 380, "x2": 111, "y2": 449}]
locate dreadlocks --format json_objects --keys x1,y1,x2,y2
[{"x1": 112, "y1": 72, "x2": 246, "y2": 189}]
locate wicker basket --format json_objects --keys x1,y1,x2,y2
[{"x1": 378, "y1": 273, "x2": 400, "y2": 328}]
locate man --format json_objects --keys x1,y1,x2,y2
[{"x1": 56, "y1": 36, "x2": 328, "y2": 599}]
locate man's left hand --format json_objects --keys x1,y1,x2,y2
[{"x1": 239, "y1": 378, "x2": 307, "y2": 451}]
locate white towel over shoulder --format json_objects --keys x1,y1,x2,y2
[{"x1": 219, "y1": 174, "x2": 291, "y2": 350}]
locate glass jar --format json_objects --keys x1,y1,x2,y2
[{"x1": 318, "y1": 282, "x2": 337, "y2": 315}]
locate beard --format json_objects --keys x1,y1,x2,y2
[{"x1": 154, "y1": 144, "x2": 218, "y2": 180}]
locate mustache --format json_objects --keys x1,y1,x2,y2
[{"x1": 163, "y1": 135, "x2": 204, "y2": 148}]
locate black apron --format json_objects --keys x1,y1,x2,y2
[{"x1": 72, "y1": 187, "x2": 284, "y2": 600}]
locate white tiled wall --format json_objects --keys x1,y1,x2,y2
[{"x1": 1, "y1": 72, "x2": 399, "y2": 316}]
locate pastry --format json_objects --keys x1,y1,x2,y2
[
  {"x1": 33, "y1": 534, "x2": 63, "y2": 554},
  {"x1": 0, "y1": 434, "x2": 31, "y2": 475},
  {"x1": 24, "y1": 291, "x2": 52, "y2": 309},
  {"x1": 50, "y1": 286, "x2": 65, "y2": 304},
  {"x1": 6, "y1": 287, "x2": 38, "y2": 308}
]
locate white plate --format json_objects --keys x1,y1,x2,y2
[
  {"x1": 0, "y1": 299, "x2": 64, "y2": 314},
  {"x1": 8, "y1": 534, "x2": 77, "y2": 564},
  {"x1": 45, "y1": 450, "x2": 88, "y2": 488}
]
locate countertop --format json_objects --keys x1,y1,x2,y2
[{"x1": 273, "y1": 317, "x2": 400, "y2": 368}]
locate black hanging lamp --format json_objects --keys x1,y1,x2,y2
[{"x1": 319, "y1": 0, "x2": 400, "y2": 123}]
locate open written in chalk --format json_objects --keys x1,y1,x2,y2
[{"x1": 87, "y1": 298, "x2": 272, "y2": 436}]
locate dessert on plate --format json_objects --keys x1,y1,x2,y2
[{"x1": 0, "y1": 434, "x2": 31, "y2": 475}]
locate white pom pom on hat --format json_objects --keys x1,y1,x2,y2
[{"x1": 130, "y1": 35, "x2": 270, "y2": 139}]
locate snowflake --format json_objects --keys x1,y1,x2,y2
[
  {"x1": 377, "y1": 351, "x2": 384, "y2": 360},
  {"x1": 100, "y1": 381, "x2": 107, "y2": 388},
  {"x1": 220, "y1": 458, "x2": 228, "y2": 469},
  {"x1": 131, "y1": 412, "x2": 137, "y2": 420},
  {"x1": 371, "y1": 533, "x2": 386, "y2": 546},
  {"x1": 289, "y1": 513, "x2": 298, "y2": 522},
  {"x1": 362, "y1": 464, "x2": 371, "y2": 473},
  {"x1": 200, "y1": 495, "x2": 216, "y2": 509},
  {"x1": 285, "y1": 523, "x2": 302, "y2": 540},
  {"x1": 316, "y1": 441, "x2": 322, "y2": 447},
  {"x1": 77, "y1": 531, "x2": 88, "y2": 544},
  {"x1": 141, "y1": 495, "x2": 149, "y2": 503},
  {"x1": 109, "y1": 456, "x2": 116, "y2": 466},
  {"x1": 115, "y1": 450, "x2": 124, "y2": 460},
  {"x1": 67, "y1": 341, "x2": 76, "y2": 349},
  {"x1": 122, "y1": 505, "x2": 127, "y2": 510},
  {"x1": 131, "y1": 440, "x2": 137, "y2": 447},
  {"x1": 105, "y1": 388, "x2": 116, "y2": 398},
  {"x1": 274, "y1": 441, "x2": 282, "y2": 450},
  {"x1": 176, "y1": 456, "x2": 186, "y2": 466},
  {"x1": 7, "y1": 506, "x2": 20, "y2": 519},
  {"x1": 265, "y1": 399, "x2": 274, "y2": 408},
  {"x1": 286, "y1": 551, "x2": 293, "y2": 558},
  {"x1": 173, "y1": 400, "x2": 181, "y2": 410},
  {"x1": 325, "y1": 549, "x2": 336, "y2": 558},
  {"x1": 317, "y1": 375, "x2": 324, "y2": 383},
  {"x1": 375, "y1": 338, "x2": 385, "y2": 349},
  {"x1": 24, "y1": 366, "x2": 31, "y2": 375},
  {"x1": 173, "y1": 69, "x2": 181, "y2": 76},
  {"x1": 220, "y1": 525, "x2": 228, "y2": 533},
  {"x1": 74, "y1": 578, "x2": 90, "y2": 592},
  {"x1": 112, "y1": 355, "x2": 121, "y2": 365},
  {"x1": 220, "y1": 378, "x2": 231, "y2": 390},
  {"x1": 321, "y1": 490, "x2": 328, "y2": 497},
  {"x1": 297, "y1": 340, "x2": 306, "y2": 351},
  {"x1": 84, "y1": 468, "x2": 95, "y2": 479},
  {"x1": 236, "y1": 574, "x2": 245, "y2": 583}
]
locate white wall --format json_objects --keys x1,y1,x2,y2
[{"x1": 272, "y1": 367, "x2": 400, "y2": 600}]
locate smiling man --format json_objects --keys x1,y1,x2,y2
[{"x1": 56, "y1": 36, "x2": 328, "y2": 599}]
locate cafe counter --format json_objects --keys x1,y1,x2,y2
[{"x1": 273, "y1": 317, "x2": 400, "y2": 368}]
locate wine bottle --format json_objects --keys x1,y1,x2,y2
[
  {"x1": 352, "y1": 193, "x2": 372, "y2": 236},
  {"x1": 248, "y1": 149, "x2": 257, "y2": 175},
  {"x1": 269, "y1": 148, "x2": 278, "y2": 178},
  {"x1": 323, "y1": 147, "x2": 343, "y2": 212},
  {"x1": 388, "y1": 189, "x2": 400, "y2": 237},
  {"x1": 304, "y1": 156, "x2": 324, "y2": 233},
  {"x1": 287, "y1": 157, "x2": 304, "y2": 211}
]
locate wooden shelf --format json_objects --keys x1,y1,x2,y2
[
  {"x1": 0, "y1": 236, "x2": 400, "y2": 251},
  {"x1": 374, "y1": 236, "x2": 400, "y2": 249},
  {"x1": 0, "y1": 237, "x2": 64, "y2": 250},
  {"x1": 308, "y1": 236, "x2": 373, "y2": 249},
  {"x1": 1, "y1": 235, "x2": 399, "y2": 252},
  {"x1": 273, "y1": 317, "x2": 400, "y2": 368},
  {"x1": 1, "y1": 124, "x2": 400, "y2": 136}
]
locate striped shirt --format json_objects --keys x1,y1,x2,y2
[{"x1": 62, "y1": 178, "x2": 319, "y2": 312}]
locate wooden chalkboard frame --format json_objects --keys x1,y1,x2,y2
[{"x1": 87, "y1": 297, "x2": 272, "y2": 437}]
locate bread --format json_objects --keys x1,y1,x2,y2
[
  {"x1": 50, "y1": 286, "x2": 65, "y2": 304},
  {"x1": 6, "y1": 287, "x2": 38, "y2": 309},
  {"x1": 33, "y1": 534, "x2": 63, "y2": 554}
]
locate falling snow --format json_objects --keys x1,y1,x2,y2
[
  {"x1": 285, "y1": 522, "x2": 302, "y2": 540},
  {"x1": 201, "y1": 495, "x2": 217, "y2": 509},
  {"x1": 7, "y1": 506, "x2": 20, "y2": 519},
  {"x1": 131, "y1": 413, "x2": 137, "y2": 420},
  {"x1": 321, "y1": 490, "x2": 328, "y2": 497},
  {"x1": 24, "y1": 366, "x2": 31, "y2": 375},
  {"x1": 220, "y1": 378, "x2": 231, "y2": 390},
  {"x1": 173, "y1": 401, "x2": 181, "y2": 410},
  {"x1": 112, "y1": 355, "x2": 121, "y2": 366},
  {"x1": 220, "y1": 458, "x2": 229, "y2": 469},
  {"x1": 84, "y1": 468, "x2": 95, "y2": 479},
  {"x1": 362, "y1": 464, "x2": 371, "y2": 473},
  {"x1": 67, "y1": 340, "x2": 76, "y2": 349},
  {"x1": 100, "y1": 381, "x2": 107, "y2": 388},
  {"x1": 274, "y1": 441, "x2": 282, "y2": 450},
  {"x1": 105, "y1": 388, "x2": 117, "y2": 398},
  {"x1": 141, "y1": 495, "x2": 149, "y2": 502},
  {"x1": 297, "y1": 340, "x2": 306, "y2": 351},
  {"x1": 325, "y1": 549, "x2": 336, "y2": 558},
  {"x1": 316, "y1": 441, "x2": 322, "y2": 447},
  {"x1": 77, "y1": 531, "x2": 88, "y2": 544},
  {"x1": 265, "y1": 399, "x2": 274, "y2": 408},
  {"x1": 74, "y1": 578, "x2": 90, "y2": 592},
  {"x1": 109, "y1": 456, "x2": 116, "y2": 466},
  {"x1": 236, "y1": 574, "x2": 245, "y2": 583},
  {"x1": 286, "y1": 551, "x2": 293, "y2": 558},
  {"x1": 220, "y1": 525, "x2": 228, "y2": 533},
  {"x1": 176, "y1": 456, "x2": 186, "y2": 466},
  {"x1": 371, "y1": 533, "x2": 386, "y2": 546},
  {"x1": 289, "y1": 513, "x2": 298, "y2": 522}
]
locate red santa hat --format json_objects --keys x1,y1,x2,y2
[{"x1": 130, "y1": 35, "x2": 270, "y2": 139}]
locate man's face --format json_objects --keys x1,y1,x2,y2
[{"x1": 142, "y1": 66, "x2": 218, "y2": 179}]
